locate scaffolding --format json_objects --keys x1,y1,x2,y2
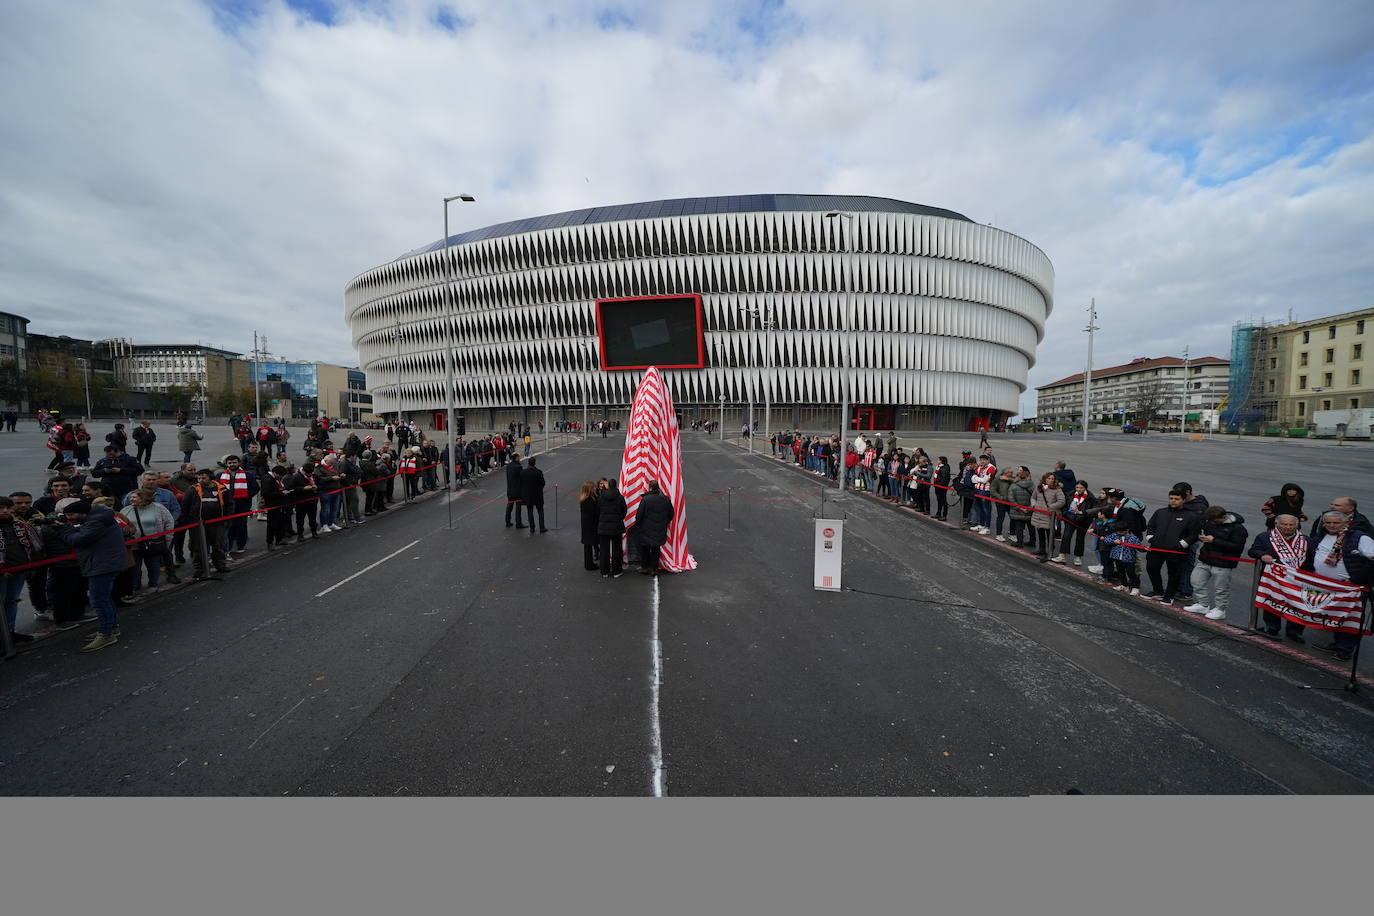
[{"x1": 1225, "y1": 321, "x2": 1268, "y2": 431}]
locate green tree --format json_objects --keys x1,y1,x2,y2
[{"x1": 26, "y1": 366, "x2": 80, "y2": 413}]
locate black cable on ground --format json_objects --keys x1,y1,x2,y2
[{"x1": 843, "y1": 585, "x2": 1227, "y2": 648}]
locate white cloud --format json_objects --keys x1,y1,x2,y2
[{"x1": 1, "y1": 0, "x2": 1371, "y2": 416}]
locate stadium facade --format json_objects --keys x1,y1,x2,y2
[{"x1": 344, "y1": 194, "x2": 1054, "y2": 432}]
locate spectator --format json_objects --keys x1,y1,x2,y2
[
  {"x1": 1088, "y1": 489, "x2": 1148, "y2": 582},
  {"x1": 971, "y1": 454, "x2": 997, "y2": 534},
  {"x1": 1029, "y1": 472, "x2": 1065, "y2": 561},
  {"x1": 635, "y1": 480, "x2": 675, "y2": 576},
  {"x1": 132, "y1": 420, "x2": 156, "y2": 466},
  {"x1": 991, "y1": 468, "x2": 1014, "y2": 541},
  {"x1": 120, "y1": 487, "x2": 175, "y2": 594},
  {"x1": 73, "y1": 424, "x2": 92, "y2": 468},
  {"x1": 41, "y1": 498, "x2": 88, "y2": 629},
  {"x1": 217, "y1": 454, "x2": 258, "y2": 555},
  {"x1": 913, "y1": 455, "x2": 933, "y2": 515},
  {"x1": 91, "y1": 445, "x2": 144, "y2": 502},
  {"x1": 1303, "y1": 511, "x2": 1374, "y2": 661},
  {"x1": 1185, "y1": 506, "x2": 1248, "y2": 621},
  {"x1": 1248, "y1": 514, "x2": 1308, "y2": 642},
  {"x1": 1309, "y1": 496, "x2": 1373, "y2": 541},
  {"x1": 62, "y1": 499, "x2": 128, "y2": 653},
  {"x1": 178, "y1": 423, "x2": 203, "y2": 463},
  {"x1": 1144, "y1": 489, "x2": 1202, "y2": 605},
  {"x1": 287, "y1": 462, "x2": 320, "y2": 541},
  {"x1": 1099, "y1": 519, "x2": 1143, "y2": 595},
  {"x1": 1052, "y1": 460, "x2": 1077, "y2": 493},
  {"x1": 1172, "y1": 481, "x2": 1210, "y2": 603},
  {"x1": 1008, "y1": 467, "x2": 1034, "y2": 549},
  {"x1": 105, "y1": 423, "x2": 129, "y2": 454},
  {"x1": 185, "y1": 470, "x2": 231, "y2": 578},
  {"x1": 597, "y1": 479, "x2": 628, "y2": 578},
  {"x1": 1260, "y1": 483, "x2": 1307, "y2": 530},
  {"x1": 0, "y1": 495, "x2": 44, "y2": 643},
  {"x1": 933, "y1": 457, "x2": 951, "y2": 520},
  {"x1": 1051, "y1": 481, "x2": 1097, "y2": 565},
  {"x1": 261, "y1": 465, "x2": 292, "y2": 552}
]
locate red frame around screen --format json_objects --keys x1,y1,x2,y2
[{"x1": 594, "y1": 293, "x2": 707, "y2": 371}]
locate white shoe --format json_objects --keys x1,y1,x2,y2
[
  {"x1": 1049, "y1": 554, "x2": 1065, "y2": 564},
  {"x1": 1074, "y1": 558, "x2": 1083, "y2": 567},
  {"x1": 1129, "y1": 588, "x2": 1140, "y2": 596},
  {"x1": 1087, "y1": 565, "x2": 1103, "y2": 575},
  {"x1": 1113, "y1": 585, "x2": 1127, "y2": 592},
  {"x1": 1204, "y1": 608, "x2": 1227, "y2": 621},
  {"x1": 1183, "y1": 603, "x2": 1208, "y2": 613},
  {"x1": 995, "y1": 535, "x2": 1006, "y2": 542}
]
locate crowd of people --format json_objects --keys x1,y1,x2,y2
[
  {"x1": 764, "y1": 429, "x2": 1371, "y2": 663},
  {"x1": 4, "y1": 411, "x2": 570, "y2": 654}
]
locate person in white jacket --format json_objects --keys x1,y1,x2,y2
[{"x1": 121, "y1": 487, "x2": 176, "y2": 592}]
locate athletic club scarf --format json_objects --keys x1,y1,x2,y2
[
  {"x1": 1270, "y1": 530, "x2": 1307, "y2": 567},
  {"x1": 1322, "y1": 528, "x2": 1347, "y2": 568}
]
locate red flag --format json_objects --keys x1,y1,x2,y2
[
  {"x1": 620, "y1": 367, "x2": 696, "y2": 572},
  {"x1": 1252, "y1": 563, "x2": 1370, "y2": 634}
]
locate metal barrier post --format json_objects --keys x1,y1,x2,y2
[
  {"x1": 1347, "y1": 598, "x2": 1369, "y2": 693},
  {"x1": 1248, "y1": 559, "x2": 1264, "y2": 632}
]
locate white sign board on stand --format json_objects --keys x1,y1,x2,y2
[{"x1": 814, "y1": 519, "x2": 844, "y2": 591}]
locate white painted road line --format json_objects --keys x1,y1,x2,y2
[
  {"x1": 313, "y1": 539, "x2": 422, "y2": 598},
  {"x1": 650, "y1": 575, "x2": 665, "y2": 797}
]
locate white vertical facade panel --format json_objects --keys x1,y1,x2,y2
[{"x1": 346, "y1": 201, "x2": 1053, "y2": 421}]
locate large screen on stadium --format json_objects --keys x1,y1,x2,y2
[{"x1": 595, "y1": 294, "x2": 706, "y2": 371}]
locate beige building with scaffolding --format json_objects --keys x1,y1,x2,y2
[{"x1": 1237, "y1": 308, "x2": 1374, "y2": 426}]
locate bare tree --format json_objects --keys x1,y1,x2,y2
[{"x1": 1129, "y1": 380, "x2": 1169, "y2": 431}]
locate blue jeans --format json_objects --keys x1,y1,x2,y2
[
  {"x1": 3, "y1": 573, "x2": 27, "y2": 633},
  {"x1": 975, "y1": 495, "x2": 992, "y2": 528},
  {"x1": 87, "y1": 571, "x2": 119, "y2": 635},
  {"x1": 319, "y1": 492, "x2": 340, "y2": 527}
]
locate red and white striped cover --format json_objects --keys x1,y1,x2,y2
[
  {"x1": 1252, "y1": 563, "x2": 1370, "y2": 634},
  {"x1": 619, "y1": 367, "x2": 697, "y2": 573}
]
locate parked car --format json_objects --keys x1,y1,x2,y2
[
  {"x1": 1121, "y1": 423, "x2": 1143, "y2": 434},
  {"x1": 1034, "y1": 423, "x2": 1054, "y2": 433}
]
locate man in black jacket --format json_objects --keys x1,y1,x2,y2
[
  {"x1": 520, "y1": 457, "x2": 547, "y2": 533},
  {"x1": 132, "y1": 420, "x2": 156, "y2": 466},
  {"x1": 504, "y1": 455, "x2": 524, "y2": 528},
  {"x1": 1144, "y1": 489, "x2": 1202, "y2": 605},
  {"x1": 1308, "y1": 496, "x2": 1374, "y2": 541},
  {"x1": 91, "y1": 445, "x2": 144, "y2": 502},
  {"x1": 597, "y1": 479, "x2": 627, "y2": 577},
  {"x1": 635, "y1": 480, "x2": 675, "y2": 575}
]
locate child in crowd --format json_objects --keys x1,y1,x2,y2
[{"x1": 1100, "y1": 519, "x2": 1143, "y2": 596}]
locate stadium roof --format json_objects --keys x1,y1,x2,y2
[
  {"x1": 400, "y1": 194, "x2": 972, "y2": 259},
  {"x1": 1039, "y1": 356, "x2": 1228, "y2": 389}
]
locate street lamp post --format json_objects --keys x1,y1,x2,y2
[
  {"x1": 739, "y1": 305, "x2": 775, "y2": 456},
  {"x1": 252, "y1": 331, "x2": 263, "y2": 421},
  {"x1": 1082, "y1": 299, "x2": 1098, "y2": 442},
  {"x1": 718, "y1": 394, "x2": 726, "y2": 441},
  {"x1": 824, "y1": 211, "x2": 854, "y2": 492},
  {"x1": 76, "y1": 357, "x2": 92, "y2": 421},
  {"x1": 442, "y1": 193, "x2": 476, "y2": 491},
  {"x1": 393, "y1": 319, "x2": 402, "y2": 426},
  {"x1": 578, "y1": 341, "x2": 593, "y2": 439}
]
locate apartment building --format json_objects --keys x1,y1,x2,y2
[{"x1": 1036, "y1": 355, "x2": 1230, "y2": 428}]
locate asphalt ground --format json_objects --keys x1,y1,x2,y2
[{"x1": 4, "y1": 428, "x2": 1374, "y2": 795}]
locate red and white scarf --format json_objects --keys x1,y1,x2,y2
[{"x1": 1270, "y1": 530, "x2": 1307, "y2": 567}]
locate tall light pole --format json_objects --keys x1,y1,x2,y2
[
  {"x1": 442, "y1": 193, "x2": 476, "y2": 491},
  {"x1": 718, "y1": 394, "x2": 726, "y2": 441},
  {"x1": 1180, "y1": 344, "x2": 1190, "y2": 432},
  {"x1": 1082, "y1": 298, "x2": 1098, "y2": 442},
  {"x1": 825, "y1": 211, "x2": 854, "y2": 491},
  {"x1": 578, "y1": 341, "x2": 593, "y2": 439},
  {"x1": 252, "y1": 331, "x2": 263, "y2": 420},
  {"x1": 739, "y1": 305, "x2": 776, "y2": 455},
  {"x1": 392, "y1": 319, "x2": 403, "y2": 428},
  {"x1": 76, "y1": 357, "x2": 92, "y2": 421}
]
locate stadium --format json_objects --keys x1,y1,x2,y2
[{"x1": 344, "y1": 194, "x2": 1054, "y2": 432}]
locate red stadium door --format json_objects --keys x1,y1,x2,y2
[
  {"x1": 852, "y1": 407, "x2": 894, "y2": 431},
  {"x1": 432, "y1": 411, "x2": 446, "y2": 431}
]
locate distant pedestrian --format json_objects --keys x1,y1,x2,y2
[
  {"x1": 132, "y1": 420, "x2": 156, "y2": 466},
  {"x1": 177, "y1": 422, "x2": 202, "y2": 463}
]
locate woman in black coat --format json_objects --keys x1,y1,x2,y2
[
  {"x1": 596, "y1": 479, "x2": 628, "y2": 578},
  {"x1": 578, "y1": 480, "x2": 600, "y2": 571}
]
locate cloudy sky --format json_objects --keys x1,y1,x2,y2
[{"x1": 3, "y1": 0, "x2": 1371, "y2": 416}]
